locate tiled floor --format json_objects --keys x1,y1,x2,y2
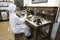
[
  {"x1": 0, "y1": 21, "x2": 34, "y2": 40},
  {"x1": 0, "y1": 21, "x2": 55, "y2": 40},
  {"x1": 0, "y1": 21, "x2": 14, "y2": 40}
]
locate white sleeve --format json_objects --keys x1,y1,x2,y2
[
  {"x1": 14, "y1": 14, "x2": 27, "y2": 25},
  {"x1": 19, "y1": 14, "x2": 26, "y2": 22},
  {"x1": 14, "y1": 15, "x2": 22, "y2": 25}
]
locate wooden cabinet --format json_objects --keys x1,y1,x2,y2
[
  {"x1": 26, "y1": 7, "x2": 58, "y2": 40},
  {"x1": 27, "y1": 7, "x2": 58, "y2": 21}
]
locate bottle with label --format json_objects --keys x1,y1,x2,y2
[{"x1": 7, "y1": 0, "x2": 10, "y2": 2}]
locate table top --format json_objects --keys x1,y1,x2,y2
[{"x1": 26, "y1": 18, "x2": 52, "y2": 27}]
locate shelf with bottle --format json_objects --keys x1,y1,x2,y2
[
  {"x1": 0, "y1": 4, "x2": 8, "y2": 7},
  {"x1": 0, "y1": 0, "x2": 12, "y2": 2},
  {"x1": 42, "y1": 11, "x2": 54, "y2": 16}
]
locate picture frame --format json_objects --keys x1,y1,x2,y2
[
  {"x1": 1, "y1": 12, "x2": 7, "y2": 20},
  {"x1": 32, "y1": 0, "x2": 48, "y2": 4}
]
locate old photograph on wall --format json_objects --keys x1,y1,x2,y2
[{"x1": 32, "y1": 0, "x2": 48, "y2": 3}]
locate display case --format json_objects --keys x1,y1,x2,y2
[
  {"x1": 27, "y1": 7, "x2": 58, "y2": 22},
  {"x1": 26, "y1": 7, "x2": 58, "y2": 40}
]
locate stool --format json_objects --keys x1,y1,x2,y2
[
  {"x1": 14, "y1": 33, "x2": 26, "y2": 40},
  {"x1": 8, "y1": 27, "x2": 27, "y2": 40}
]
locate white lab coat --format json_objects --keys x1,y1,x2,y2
[
  {"x1": 9, "y1": 12, "x2": 31, "y2": 37},
  {"x1": 8, "y1": 3, "x2": 31, "y2": 37}
]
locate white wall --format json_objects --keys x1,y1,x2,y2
[{"x1": 23, "y1": 0, "x2": 59, "y2": 7}]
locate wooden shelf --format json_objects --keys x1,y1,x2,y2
[
  {"x1": 36, "y1": 29, "x2": 48, "y2": 40},
  {"x1": 0, "y1": 6, "x2": 8, "y2": 7},
  {"x1": 0, "y1": 1, "x2": 12, "y2": 2},
  {"x1": 42, "y1": 13, "x2": 54, "y2": 16}
]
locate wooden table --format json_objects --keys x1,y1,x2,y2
[{"x1": 25, "y1": 19, "x2": 54, "y2": 40}]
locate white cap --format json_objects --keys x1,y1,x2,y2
[{"x1": 8, "y1": 3, "x2": 16, "y2": 12}]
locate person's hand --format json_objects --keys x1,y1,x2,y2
[{"x1": 16, "y1": 13, "x2": 21, "y2": 17}]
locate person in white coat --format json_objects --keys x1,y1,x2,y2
[{"x1": 8, "y1": 3, "x2": 31, "y2": 39}]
